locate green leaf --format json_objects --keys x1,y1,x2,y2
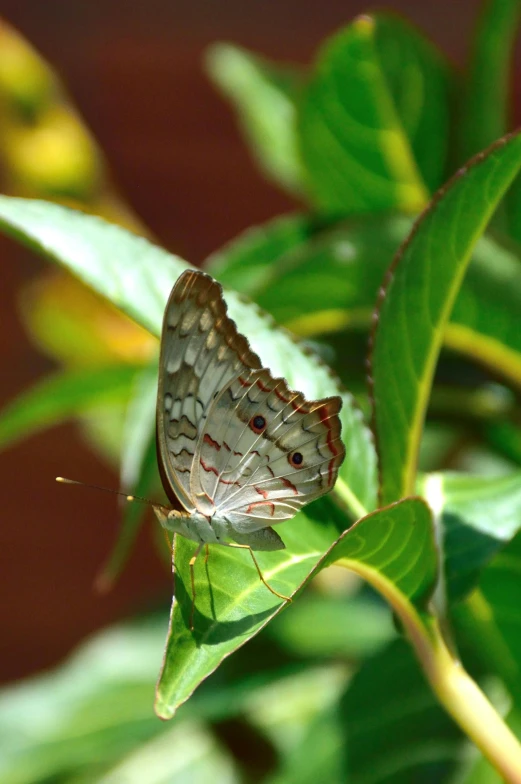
[
  {"x1": 0, "y1": 364, "x2": 139, "y2": 451},
  {"x1": 423, "y1": 471, "x2": 521, "y2": 604},
  {"x1": 341, "y1": 638, "x2": 463, "y2": 783},
  {"x1": 208, "y1": 209, "x2": 521, "y2": 395},
  {"x1": 156, "y1": 497, "x2": 436, "y2": 719},
  {"x1": 320, "y1": 497, "x2": 437, "y2": 608},
  {"x1": 371, "y1": 131, "x2": 521, "y2": 506},
  {"x1": 205, "y1": 43, "x2": 305, "y2": 197},
  {"x1": 298, "y1": 14, "x2": 448, "y2": 214},
  {"x1": 155, "y1": 498, "x2": 345, "y2": 719}
]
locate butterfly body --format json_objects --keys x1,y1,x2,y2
[
  {"x1": 153, "y1": 506, "x2": 285, "y2": 551},
  {"x1": 154, "y1": 269, "x2": 346, "y2": 555}
]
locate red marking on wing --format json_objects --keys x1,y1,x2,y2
[
  {"x1": 256, "y1": 378, "x2": 271, "y2": 393},
  {"x1": 203, "y1": 434, "x2": 221, "y2": 451},
  {"x1": 200, "y1": 458, "x2": 219, "y2": 476},
  {"x1": 222, "y1": 441, "x2": 243, "y2": 456},
  {"x1": 255, "y1": 486, "x2": 268, "y2": 499},
  {"x1": 280, "y1": 476, "x2": 298, "y2": 495},
  {"x1": 317, "y1": 404, "x2": 339, "y2": 486},
  {"x1": 237, "y1": 376, "x2": 251, "y2": 387},
  {"x1": 220, "y1": 477, "x2": 241, "y2": 487},
  {"x1": 245, "y1": 500, "x2": 275, "y2": 517},
  {"x1": 273, "y1": 386, "x2": 312, "y2": 413}
]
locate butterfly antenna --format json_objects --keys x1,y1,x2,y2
[{"x1": 56, "y1": 476, "x2": 162, "y2": 508}]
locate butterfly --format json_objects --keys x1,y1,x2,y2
[{"x1": 152, "y1": 269, "x2": 346, "y2": 616}]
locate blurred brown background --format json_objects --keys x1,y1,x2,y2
[{"x1": 0, "y1": 0, "x2": 490, "y2": 683}]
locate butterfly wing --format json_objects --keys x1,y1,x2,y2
[
  {"x1": 157, "y1": 270, "x2": 261, "y2": 511},
  {"x1": 191, "y1": 368, "x2": 345, "y2": 531}
]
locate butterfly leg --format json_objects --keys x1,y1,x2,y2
[
  {"x1": 189, "y1": 542, "x2": 204, "y2": 631},
  {"x1": 204, "y1": 543, "x2": 210, "y2": 565},
  {"x1": 229, "y1": 544, "x2": 292, "y2": 603}
]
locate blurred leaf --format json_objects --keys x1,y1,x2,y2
[
  {"x1": 298, "y1": 14, "x2": 448, "y2": 214},
  {"x1": 98, "y1": 721, "x2": 241, "y2": 784},
  {"x1": 20, "y1": 272, "x2": 156, "y2": 366},
  {"x1": 263, "y1": 701, "x2": 345, "y2": 784},
  {"x1": 459, "y1": 0, "x2": 521, "y2": 162},
  {"x1": 480, "y1": 531, "x2": 521, "y2": 685},
  {"x1": 372, "y1": 13, "x2": 453, "y2": 193},
  {"x1": 268, "y1": 591, "x2": 395, "y2": 658},
  {"x1": 371, "y1": 131, "x2": 521, "y2": 506},
  {"x1": 0, "y1": 617, "x2": 167, "y2": 784},
  {"x1": 423, "y1": 471, "x2": 521, "y2": 604},
  {"x1": 156, "y1": 497, "x2": 436, "y2": 719},
  {"x1": 120, "y1": 361, "x2": 158, "y2": 493},
  {"x1": 248, "y1": 666, "x2": 349, "y2": 784},
  {"x1": 341, "y1": 638, "x2": 463, "y2": 783},
  {"x1": 208, "y1": 209, "x2": 521, "y2": 392},
  {"x1": 95, "y1": 363, "x2": 162, "y2": 589},
  {"x1": 0, "y1": 197, "x2": 378, "y2": 517},
  {"x1": 486, "y1": 421, "x2": 521, "y2": 466},
  {"x1": 0, "y1": 364, "x2": 139, "y2": 451},
  {"x1": 0, "y1": 615, "x2": 288, "y2": 784},
  {"x1": 205, "y1": 212, "x2": 314, "y2": 294},
  {"x1": 206, "y1": 43, "x2": 305, "y2": 196}
]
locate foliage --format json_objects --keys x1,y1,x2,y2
[{"x1": 2, "y1": 2, "x2": 521, "y2": 781}]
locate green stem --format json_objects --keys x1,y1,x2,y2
[
  {"x1": 427, "y1": 623, "x2": 521, "y2": 782},
  {"x1": 339, "y1": 560, "x2": 521, "y2": 781}
]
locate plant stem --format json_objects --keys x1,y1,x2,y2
[
  {"x1": 340, "y1": 560, "x2": 521, "y2": 781},
  {"x1": 425, "y1": 620, "x2": 521, "y2": 783}
]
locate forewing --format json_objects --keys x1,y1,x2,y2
[
  {"x1": 157, "y1": 270, "x2": 261, "y2": 510},
  {"x1": 192, "y1": 367, "x2": 345, "y2": 529}
]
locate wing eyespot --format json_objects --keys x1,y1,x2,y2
[
  {"x1": 250, "y1": 414, "x2": 267, "y2": 434},
  {"x1": 288, "y1": 451, "x2": 304, "y2": 468}
]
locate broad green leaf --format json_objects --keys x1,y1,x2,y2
[
  {"x1": 205, "y1": 43, "x2": 305, "y2": 197},
  {"x1": 155, "y1": 499, "x2": 344, "y2": 719},
  {"x1": 0, "y1": 364, "x2": 139, "y2": 450},
  {"x1": 298, "y1": 14, "x2": 445, "y2": 214},
  {"x1": 319, "y1": 497, "x2": 436, "y2": 608},
  {"x1": 371, "y1": 131, "x2": 521, "y2": 505},
  {"x1": 0, "y1": 196, "x2": 377, "y2": 516},
  {"x1": 341, "y1": 638, "x2": 463, "y2": 783},
  {"x1": 156, "y1": 497, "x2": 436, "y2": 718},
  {"x1": 423, "y1": 471, "x2": 521, "y2": 604}
]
